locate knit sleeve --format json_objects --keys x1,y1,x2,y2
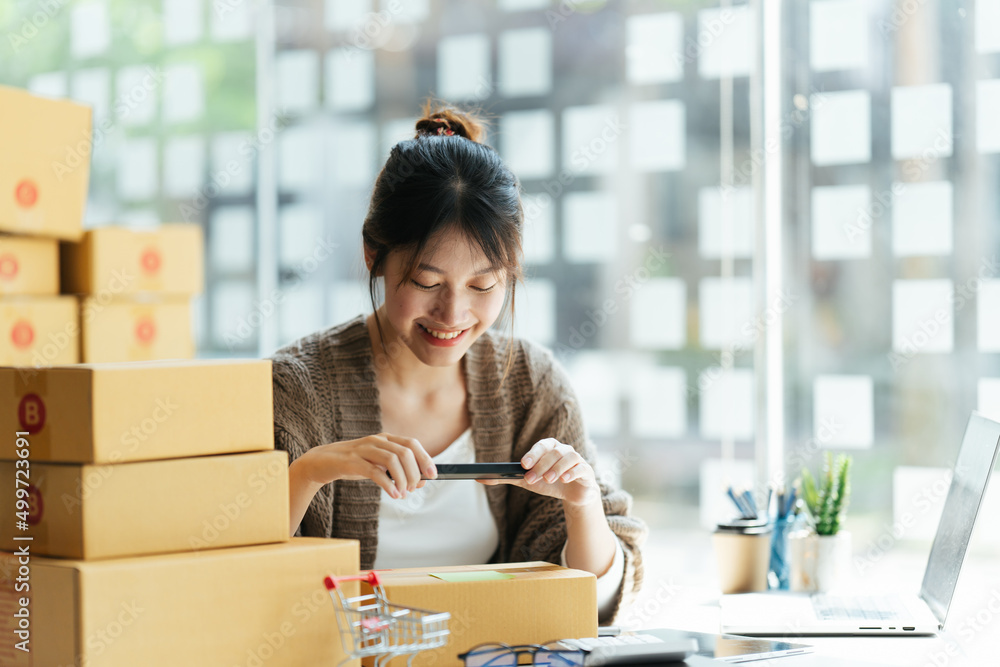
[
  {"x1": 271, "y1": 354, "x2": 322, "y2": 463},
  {"x1": 507, "y1": 350, "x2": 647, "y2": 624},
  {"x1": 272, "y1": 352, "x2": 329, "y2": 539}
]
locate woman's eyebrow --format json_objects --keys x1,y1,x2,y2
[{"x1": 417, "y1": 263, "x2": 498, "y2": 276}]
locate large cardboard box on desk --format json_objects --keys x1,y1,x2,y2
[
  {"x1": 0, "y1": 295, "x2": 78, "y2": 366},
  {"x1": 0, "y1": 450, "x2": 289, "y2": 559},
  {"x1": 0, "y1": 234, "x2": 59, "y2": 295},
  {"x1": 80, "y1": 295, "x2": 194, "y2": 362},
  {"x1": 0, "y1": 359, "x2": 273, "y2": 463},
  {"x1": 0, "y1": 537, "x2": 360, "y2": 667},
  {"x1": 363, "y1": 562, "x2": 598, "y2": 667},
  {"x1": 61, "y1": 223, "x2": 205, "y2": 295},
  {"x1": 0, "y1": 85, "x2": 91, "y2": 241}
]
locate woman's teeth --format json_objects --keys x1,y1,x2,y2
[{"x1": 421, "y1": 324, "x2": 464, "y2": 340}]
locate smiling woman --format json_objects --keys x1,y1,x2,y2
[{"x1": 270, "y1": 102, "x2": 647, "y2": 623}]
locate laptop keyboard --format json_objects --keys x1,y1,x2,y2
[{"x1": 812, "y1": 594, "x2": 908, "y2": 621}]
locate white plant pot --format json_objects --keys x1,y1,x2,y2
[{"x1": 788, "y1": 530, "x2": 851, "y2": 593}]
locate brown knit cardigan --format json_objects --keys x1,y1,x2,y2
[{"x1": 270, "y1": 315, "x2": 646, "y2": 621}]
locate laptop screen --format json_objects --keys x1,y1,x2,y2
[{"x1": 920, "y1": 412, "x2": 1000, "y2": 625}]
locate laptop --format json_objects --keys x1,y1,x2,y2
[{"x1": 720, "y1": 411, "x2": 1000, "y2": 636}]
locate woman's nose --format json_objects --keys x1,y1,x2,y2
[{"x1": 432, "y1": 290, "x2": 467, "y2": 326}]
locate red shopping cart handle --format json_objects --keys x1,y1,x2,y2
[{"x1": 324, "y1": 570, "x2": 383, "y2": 590}]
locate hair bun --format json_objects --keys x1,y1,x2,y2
[{"x1": 414, "y1": 102, "x2": 486, "y2": 143}]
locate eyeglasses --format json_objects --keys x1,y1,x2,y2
[{"x1": 458, "y1": 642, "x2": 586, "y2": 667}]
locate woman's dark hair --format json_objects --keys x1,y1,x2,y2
[{"x1": 362, "y1": 101, "x2": 524, "y2": 369}]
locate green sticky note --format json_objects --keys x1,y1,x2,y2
[{"x1": 429, "y1": 571, "x2": 515, "y2": 582}]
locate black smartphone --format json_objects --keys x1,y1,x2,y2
[{"x1": 423, "y1": 463, "x2": 526, "y2": 480}]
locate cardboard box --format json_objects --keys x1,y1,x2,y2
[
  {"x1": 80, "y1": 295, "x2": 194, "y2": 363},
  {"x1": 61, "y1": 224, "x2": 204, "y2": 296},
  {"x1": 0, "y1": 450, "x2": 289, "y2": 559},
  {"x1": 0, "y1": 359, "x2": 274, "y2": 463},
  {"x1": 0, "y1": 85, "x2": 91, "y2": 241},
  {"x1": 0, "y1": 296, "x2": 78, "y2": 366},
  {"x1": 362, "y1": 562, "x2": 598, "y2": 667},
  {"x1": 0, "y1": 234, "x2": 59, "y2": 296},
  {"x1": 0, "y1": 537, "x2": 360, "y2": 667}
]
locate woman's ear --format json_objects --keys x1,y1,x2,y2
[{"x1": 363, "y1": 244, "x2": 377, "y2": 275}]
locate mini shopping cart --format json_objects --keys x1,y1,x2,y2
[{"x1": 325, "y1": 571, "x2": 451, "y2": 667}]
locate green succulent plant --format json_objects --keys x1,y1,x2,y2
[{"x1": 799, "y1": 452, "x2": 852, "y2": 536}]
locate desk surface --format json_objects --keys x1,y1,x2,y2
[{"x1": 627, "y1": 528, "x2": 999, "y2": 666}]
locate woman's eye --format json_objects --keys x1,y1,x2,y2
[
  {"x1": 411, "y1": 280, "x2": 437, "y2": 290},
  {"x1": 472, "y1": 284, "x2": 498, "y2": 293}
]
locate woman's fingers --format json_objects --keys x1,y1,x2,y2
[
  {"x1": 383, "y1": 433, "x2": 437, "y2": 480},
  {"x1": 524, "y1": 441, "x2": 578, "y2": 484}
]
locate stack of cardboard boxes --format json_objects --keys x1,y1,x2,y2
[
  {"x1": 0, "y1": 360, "x2": 360, "y2": 666},
  {"x1": 60, "y1": 223, "x2": 204, "y2": 363},
  {"x1": 0, "y1": 85, "x2": 89, "y2": 367},
  {"x1": 0, "y1": 83, "x2": 601, "y2": 666},
  {"x1": 3, "y1": 84, "x2": 204, "y2": 366}
]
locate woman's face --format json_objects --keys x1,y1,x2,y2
[{"x1": 377, "y1": 227, "x2": 508, "y2": 368}]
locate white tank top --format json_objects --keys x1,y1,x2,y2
[{"x1": 373, "y1": 428, "x2": 500, "y2": 569}]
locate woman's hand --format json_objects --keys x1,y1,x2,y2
[
  {"x1": 477, "y1": 438, "x2": 601, "y2": 507},
  {"x1": 294, "y1": 433, "x2": 437, "y2": 499}
]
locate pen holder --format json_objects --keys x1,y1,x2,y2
[
  {"x1": 768, "y1": 514, "x2": 794, "y2": 590},
  {"x1": 713, "y1": 519, "x2": 771, "y2": 594}
]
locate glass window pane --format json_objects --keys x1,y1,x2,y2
[
  {"x1": 513, "y1": 279, "x2": 556, "y2": 346},
  {"x1": 211, "y1": 0, "x2": 254, "y2": 41},
  {"x1": 563, "y1": 191, "x2": 618, "y2": 263},
  {"x1": 325, "y1": 0, "x2": 373, "y2": 32},
  {"x1": 813, "y1": 375, "x2": 874, "y2": 448},
  {"x1": 117, "y1": 138, "x2": 159, "y2": 201},
  {"x1": 697, "y1": 6, "x2": 753, "y2": 79},
  {"x1": 810, "y1": 90, "x2": 871, "y2": 166},
  {"x1": 562, "y1": 105, "x2": 620, "y2": 175},
  {"x1": 811, "y1": 184, "x2": 871, "y2": 259},
  {"x1": 629, "y1": 278, "x2": 686, "y2": 349},
  {"x1": 629, "y1": 100, "x2": 685, "y2": 172},
  {"x1": 116, "y1": 66, "x2": 159, "y2": 126},
  {"x1": 163, "y1": 63, "x2": 205, "y2": 124},
  {"x1": 699, "y1": 368, "x2": 754, "y2": 440},
  {"x1": 326, "y1": 48, "x2": 375, "y2": 111},
  {"x1": 500, "y1": 109, "x2": 554, "y2": 179},
  {"x1": 978, "y1": 281, "x2": 1000, "y2": 352},
  {"x1": 626, "y1": 13, "x2": 684, "y2": 85},
  {"x1": 809, "y1": 0, "x2": 868, "y2": 72},
  {"x1": 277, "y1": 50, "x2": 319, "y2": 113},
  {"x1": 977, "y1": 79, "x2": 1000, "y2": 154},
  {"x1": 891, "y1": 84, "x2": 953, "y2": 161},
  {"x1": 699, "y1": 277, "x2": 754, "y2": 349},
  {"x1": 522, "y1": 194, "x2": 555, "y2": 264},
  {"x1": 163, "y1": 136, "x2": 206, "y2": 199},
  {"x1": 976, "y1": 0, "x2": 1000, "y2": 53},
  {"x1": 628, "y1": 365, "x2": 687, "y2": 438},
  {"x1": 499, "y1": 28, "x2": 551, "y2": 97},
  {"x1": 699, "y1": 186, "x2": 754, "y2": 258},
  {"x1": 892, "y1": 181, "x2": 953, "y2": 256},
  {"x1": 210, "y1": 206, "x2": 255, "y2": 274},
  {"x1": 71, "y1": 1, "x2": 110, "y2": 59},
  {"x1": 891, "y1": 279, "x2": 954, "y2": 356},
  {"x1": 164, "y1": 0, "x2": 204, "y2": 46},
  {"x1": 437, "y1": 34, "x2": 491, "y2": 102}
]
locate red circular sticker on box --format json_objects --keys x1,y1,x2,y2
[
  {"x1": 18, "y1": 394, "x2": 46, "y2": 434},
  {"x1": 26, "y1": 484, "x2": 44, "y2": 526},
  {"x1": 11, "y1": 320, "x2": 34, "y2": 349},
  {"x1": 141, "y1": 247, "x2": 162, "y2": 274},
  {"x1": 15, "y1": 180, "x2": 38, "y2": 208},
  {"x1": 135, "y1": 316, "x2": 156, "y2": 344},
  {"x1": 0, "y1": 254, "x2": 18, "y2": 280}
]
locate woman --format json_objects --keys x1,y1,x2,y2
[{"x1": 271, "y1": 103, "x2": 646, "y2": 622}]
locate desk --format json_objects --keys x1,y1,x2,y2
[{"x1": 624, "y1": 527, "x2": 1000, "y2": 666}]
